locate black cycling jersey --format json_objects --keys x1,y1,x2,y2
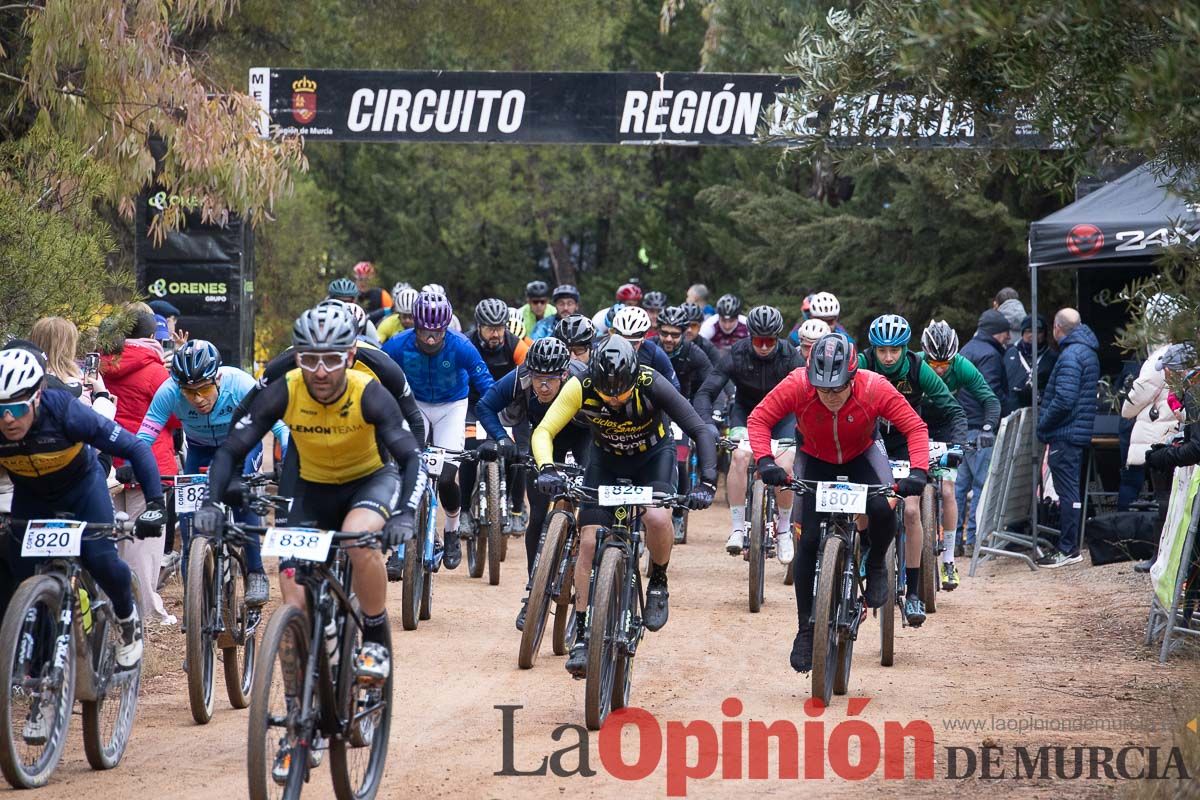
[
  {"x1": 664, "y1": 339, "x2": 713, "y2": 400},
  {"x1": 468, "y1": 328, "x2": 525, "y2": 382},
  {"x1": 693, "y1": 337, "x2": 803, "y2": 424}
]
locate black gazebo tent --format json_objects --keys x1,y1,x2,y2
[{"x1": 1025, "y1": 163, "x2": 1199, "y2": 544}]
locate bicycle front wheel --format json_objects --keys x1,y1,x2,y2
[
  {"x1": 880, "y1": 539, "x2": 897, "y2": 667},
  {"x1": 584, "y1": 546, "x2": 625, "y2": 731},
  {"x1": 401, "y1": 494, "x2": 429, "y2": 631},
  {"x1": 0, "y1": 575, "x2": 75, "y2": 789},
  {"x1": 485, "y1": 461, "x2": 503, "y2": 586},
  {"x1": 186, "y1": 537, "x2": 217, "y2": 724},
  {"x1": 247, "y1": 603, "x2": 311, "y2": 800},
  {"x1": 81, "y1": 573, "x2": 143, "y2": 771},
  {"x1": 747, "y1": 481, "x2": 768, "y2": 613},
  {"x1": 223, "y1": 552, "x2": 256, "y2": 709},
  {"x1": 919, "y1": 485, "x2": 938, "y2": 613},
  {"x1": 519, "y1": 512, "x2": 568, "y2": 669},
  {"x1": 811, "y1": 533, "x2": 845, "y2": 707},
  {"x1": 330, "y1": 613, "x2": 392, "y2": 800}
]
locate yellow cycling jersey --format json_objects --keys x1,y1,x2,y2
[{"x1": 283, "y1": 368, "x2": 385, "y2": 483}]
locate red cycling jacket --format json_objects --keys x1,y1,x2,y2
[{"x1": 748, "y1": 368, "x2": 929, "y2": 467}]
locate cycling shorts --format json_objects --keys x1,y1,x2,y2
[
  {"x1": 579, "y1": 442, "x2": 677, "y2": 528},
  {"x1": 288, "y1": 463, "x2": 400, "y2": 531},
  {"x1": 416, "y1": 398, "x2": 469, "y2": 452}
]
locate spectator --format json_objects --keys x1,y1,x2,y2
[
  {"x1": 993, "y1": 287, "x2": 1027, "y2": 343},
  {"x1": 1003, "y1": 314, "x2": 1058, "y2": 414},
  {"x1": 27, "y1": 318, "x2": 116, "y2": 420},
  {"x1": 148, "y1": 300, "x2": 181, "y2": 339},
  {"x1": 531, "y1": 284, "x2": 581, "y2": 340},
  {"x1": 686, "y1": 283, "x2": 715, "y2": 317},
  {"x1": 1036, "y1": 308, "x2": 1101, "y2": 568},
  {"x1": 101, "y1": 306, "x2": 178, "y2": 623},
  {"x1": 955, "y1": 309, "x2": 1011, "y2": 551}
]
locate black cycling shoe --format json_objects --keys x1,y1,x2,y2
[
  {"x1": 442, "y1": 530, "x2": 462, "y2": 570},
  {"x1": 386, "y1": 551, "x2": 403, "y2": 582},
  {"x1": 565, "y1": 640, "x2": 588, "y2": 678},
  {"x1": 515, "y1": 598, "x2": 528, "y2": 632},
  {"x1": 864, "y1": 558, "x2": 889, "y2": 609},
  {"x1": 903, "y1": 595, "x2": 927, "y2": 628},
  {"x1": 643, "y1": 564, "x2": 669, "y2": 632},
  {"x1": 790, "y1": 625, "x2": 814, "y2": 673}
]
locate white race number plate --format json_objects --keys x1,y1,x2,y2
[
  {"x1": 928, "y1": 441, "x2": 948, "y2": 463},
  {"x1": 262, "y1": 528, "x2": 334, "y2": 562},
  {"x1": 815, "y1": 482, "x2": 868, "y2": 515},
  {"x1": 22, "y1": 520, "x2": 85, "y2": 558},
  {"x1": 422, "y1": 449, "x2": 445, "y2": 477},
  {"x1": 889, "y1": 460, "x2": 910, "y2": 480},
  {"x1": 598, "y1": 485, "x2": 653, "y2": 506},
  {"x1": 174, "y1": 474, "x2": 208, "y2": 513}
]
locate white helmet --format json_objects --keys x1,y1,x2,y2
[
  {"x1": 391, "y1": 281, "x2": 412, "y2": 298},
  {"x1": 0, "y1": 348, "x2": 45, "y2": 401},
  {"x1": 319, "y1": 298, "x2": 367, "y2": 334},
  {"x1": 422, "y1": 283, "x2": 446, "y2": 296},
  {"x1": 506, "y1": 308, "x2": 527, "y2": 339},
  {"x1": 798, "y1": 318, "x2": 832, "y2": 343},
  {"x1": 809, "y1": 292, "x2": 840, "y2": 318},
  {"x1": 611, "y1": 305, "x2": 652, "y2": 338},
  {"x1": 395, "y1": 288, "x2": 419, "y2": 315}
]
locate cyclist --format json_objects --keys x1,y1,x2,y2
[
  {"x1": 748, "y1": 333, "x2": 929, "y2": 672},
  {"x1": 328, "y1": 278, "x2": 381, "y2": 342},
  {"x1": 531, "y1": 284, "x2": 582, "y2": 340},
  {"x1": 532, "y1": 337, "x2": 716, "y2": 677},
  {"x1": 136, "y1": 340, "x2": 288, "y2": 606},
  {"x1": 794, "y1": 318, "x2": 831, "y2": 363},
  {"x1": 477, "y1": 337, "x2": 589, "y2": 629},
  {"x1": 701, "y1": 294, "x2": 750, "y2": 351},
  {"x1": 680, "y1": 302, "x2": 720, "y2": 362},
  {"x1": 518, "y1": 280, "x2": 552, "y2": 337},
  {"x1": 918, "y1": 320, "x2": 999, "y2": 590},
  {"x1": 859, "y1": 314, "x2": 966, "y2": 627},
  {"x1": 377, "y1": 286, "x2": 419, "y2": 342},
  {"x1": 382, "y1": 291, "x2": 494, "y2": 568},
  {"x1": 341, "y1": 298, "x2": 381, "y2": 346},
  {"x1": 462, "y1": 299, "x2": 531, "y2": 546},
  {"x1": 0, "y1": 347, "x2": 165, "y2": 671},
  {"x1": 609, "y1": 306, "x2": 680, "y2": 390},
  {"x1": 657, "y1": 305, "x2": 714, "y2": 541},
  {"x1": 642, "y1": 291, "x2": 667, "y2": 337},
  {"x1": 353, "y1": 261, "x2": 393, "y2": 316},
  {"x1": 807, "y1": 292, "x2": 854, "y2": 344},
  {"x1": 591, "y1": 283, "x2": 643, "y2": 331},
  {"x1": 195, "y1": 305, "x2": 422, "y2": 779},
  {"x1": 420, "y1": 284, "x2": 463, "y2": 332},
  {"x1": 555, "y1": 314, "x2": 597, "y2": 364},
  {"x1": 694, "y1": 305, "x2": 803, "y2": 564}
]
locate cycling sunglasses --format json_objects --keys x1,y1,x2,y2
[
  {"x1": 657, "y1": 328, "x2": 683, "y2": 339},
  {"x1": 597, "y1": 387, "x2": 635, "y2": 404},
  {"x1": 0, "y1": 398, "x2": 35, "y2": 419},
  {"x1": 180, "y1": 382, "x2": 218, "y2": 399},
  {"x1": 297, "y1": 351, "x2": 350, "y2": 372},
  {"x1": 531, "y1": 373, "x2": 563, "y2": 389},
  {"x1": 752, "y1": 336, "x2": 778, "y2": 349},
  {"x1": 926, "y1": 359, "x2": 952, "y2": 370},
  {"x1": 568, "y1": 345, "x2": 591, "y2": 356},
  {"x1": 815, "y1": 382, "x2": 852, "y2": 395}
]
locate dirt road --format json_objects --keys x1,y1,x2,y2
[{"x1": 28, "y1": 507, "x2": 1200, "y2": 798}]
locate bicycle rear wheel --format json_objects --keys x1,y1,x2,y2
[
  {"x1": 466, "y1": 491, "x2": 486, "y2": 579},
  {"x1": 519, "y1": 512, "x2": 568, "y2": 669},
  {"x1": 485, "y1": 462, "x2": 504, "y2": 585},
  {"x1": 186, "y1": 538, "x2": 217, "y2": 724},
  {"x1": 880, "y1": 540, "x2": 897, "y2": 667},
  {"x1": 401, "y1": 494, "x2": 429, "y2": 631},
  {"x1": 330, "y1": 613, "x2": 392, "y2": 800},
  {"x1": 247, "y1": 604, "x2": 310, "y2": 800},
  {"x1": 551, "y1": 539, "x2": 577, "y2": 657},
  {"x1": 747, "y1": 481, "x2": 768, "y2": 613},
  {"x1": 0, "y1": 575, "x2": 75, "y2": 789},
  {"x1": 811, "y1": 533, "x2": 844, "y2": 707},
  {"x1": 584, "y1": 546, "x2": 624, "y2": 731},
  {"x1": 919, "y1": 486, "x2": 938, "y2": 613},
  {"x1": 223, "y1": 551, "x2": 256, "y2": 709},
  {"x1": 81, "y1": 574, "x2": 142, "y2": 771}
]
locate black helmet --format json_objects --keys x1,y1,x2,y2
[
  {"x1": 293, "y1": 303, "x2": 358, "y2": 351},
  {"x1": 171, "y1": 339, "x2": 221, "y2": 385},
  {"x1": 525, "y1": 280, "x2": 550, "y2": 299},
  {"x1": 526, "y1": 337, "x2": 571, "y2": 374},
  {"x1": 590, "y1": 336, "x2": 639, "y2": 396},
  {"x1": 327, "y1": 277, "x2": 358, "y2": 300},
  {"x1": 551, "y1": 284, "x2": 580, "y2": 303},
  {"x1": 679, "y1": 302, "x2": 704, "y2": 324},
  {"x1": 555, "y1": 314, "x2": 596, "y2": 346},
  {"x1": 807, "y1": 333, "x2": 858, "y2": 389},
  {"x1": 474, "y1": 298, "x2": 509, "y2": 327},
  {"x1": 716, "y1": 294, "x2": 742, "y2": 318},
  {"x1": 746, "y1": 305, "x2": 784, "y2": 337},
  {"x1": 658, "y1": 306, "x2": 689, "y2": 329},
  {"x1": 643, "y1": 291, "x2": 667, "y2": 310}
]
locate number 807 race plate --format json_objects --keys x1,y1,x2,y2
[
  {"x1": 815, "y1": 482, "x2": 868, "y2": 515},
  {"x1": 262, "y1": 528, "x2": 335, "y2": 562}
]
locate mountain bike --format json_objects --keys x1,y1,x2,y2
[
  {"x1": 578, "y1": 483, "x2": 688, "y2": 730},
  {"x1": 401, "y1": 447, "x2": 462, "y2": 631},
  {"x1": 0, "y1": 516, "x2": 144, "y2": 789},
  {"x1": 922, "y1": 442, "x2": 965, "y2": 608},
  {"x1": 184, "y1": 473, "x2": 283, "y2": 724},
  {"x1": 670, "y1": 423, "x2": 698, "y2": 544},
  {"x1": 788, "y1": 479, "x2": 897, "y2": 706},
  {"x1": 241, "y1": 522, "x2": 391, "y2": 800},
  {"x1": 517, "y1": 463, "x2": 586, "y2": 669}
]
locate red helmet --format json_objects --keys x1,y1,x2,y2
[
  {"x1": 353, "y1": 261, "x2": 375, "y2": 279},
  {"x1": 616, "y1": 283, "x2": 643, "y2": 303}
]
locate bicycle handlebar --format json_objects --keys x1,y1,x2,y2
[{"x1": 784, "y1": 479, "x2": 898, "y2": 499}]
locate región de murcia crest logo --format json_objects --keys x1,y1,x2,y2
[{"x1": 291, "y1": 76, "x2": 317, "y2": 124}]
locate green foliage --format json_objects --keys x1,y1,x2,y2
[{"x1": 0, "y1": 114, "x2": 134, "y2": 337}]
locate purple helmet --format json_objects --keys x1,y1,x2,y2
[{"x1": 413, "y1": 291, "x2": 453, "y2": 331}]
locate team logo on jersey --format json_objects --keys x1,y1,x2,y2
[
  {"x1": 338, "y1": 395, "x2": 355, "y2": 417},
  {"x1": 291, "y1": 76, "x2": 317, "y2": 125}
]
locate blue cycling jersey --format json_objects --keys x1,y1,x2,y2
[
  {"x1": 381, "y1": 328, "x2": 494, "y2": 404},
  {"x1": 137, "y1": 366, "x2": 288, "y2": 448}
]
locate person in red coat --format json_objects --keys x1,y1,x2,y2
[{"x1": 102, "y1": 308, "x2": 179, "y2": 625}]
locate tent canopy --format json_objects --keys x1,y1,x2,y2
[{"x1": 1029, "y1": 164, "x2": 1200, "y2": 269}]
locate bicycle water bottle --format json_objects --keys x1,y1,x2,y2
[{"x1": 77, "y1": 587, "x2": 93, "y2": 634}]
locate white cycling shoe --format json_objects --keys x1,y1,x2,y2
[
  {"x1": 725, "y1": 529, "x2": 745, "y2": 555},
  {"x1": 775, "y1": 529, "x2": 795, "y2": 565}
]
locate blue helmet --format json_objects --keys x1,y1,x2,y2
[
  {"x1": 171, "y1": 340, "x2": 221, "y2": 384},
  {"x1": 868, "y1": 314, "x2": 911, "y2": 348}
]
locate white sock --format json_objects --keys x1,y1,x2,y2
[
  {"x1": 776, "y1": 509, "x2": 791, "y2": 535},
  {"x1": 445, "y1": 510, "x2": 460, "y2": 533},
  {"x1": 943, "y1": 529, "x2": 956, "y2": 563},
  {"x1": 730, "y1": 506, "x2": 745, "y2": 532}
]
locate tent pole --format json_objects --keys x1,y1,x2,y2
[{"x1": 1030, "y1": 264, "x2": 1041, "y2": 557}]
